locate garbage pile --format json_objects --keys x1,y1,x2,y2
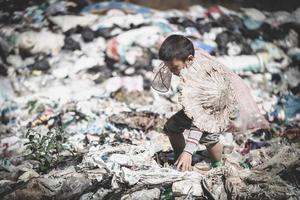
[{"x1": 0, "y1": 1, "x2": 300, "y2": 199}]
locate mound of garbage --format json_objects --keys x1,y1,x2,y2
[{"x1": 0, "y1": 1, "x2": 299, "y2": 199}]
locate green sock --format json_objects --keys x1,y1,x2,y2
[{"x1": 211, "y1": 160, "x2": 222, "y2": 168}]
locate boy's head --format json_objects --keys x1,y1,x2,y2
[{"x1": 159, "y1": 35, "x2": 195, "y2": 75}]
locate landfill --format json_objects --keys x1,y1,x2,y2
[{"x1": 0, "y1": 0, "x2": 300, "y2": 199}]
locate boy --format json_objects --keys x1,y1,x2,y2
[{"x1": 152, "y1": 35, "x2": 269, "y2": 171}]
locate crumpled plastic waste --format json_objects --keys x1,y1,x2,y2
[
  {"x1": 63, "y1": 36, "x2": 81, "y2": 51},
  {"x1": 242, "y1": 8, "x2": 266, "y2": 30},
  {"x1": 5, "y1": 176, "x2": 92, "y2": 200},
  {"x1": 281, "y1": 128, "x2": 300, "y2": 142},
  {"x1": 271, "y1": 94, "x2": 300, "y2": 121},
  {"x1": 78, "y1": 141, "x2": 205, "y2": 189},
  {"x1": 16, "y1": 29, "x2": 65, "y2": 55},
  {"x1": 45, "y1": 1, "x2": 76, "y2": 16},
  {"x1": 241, "y1": 139, "x2": 271, "y2": 155},
  {"x1": 104, "y1": 76, "x2": 144, "y2": 93},
  {"x1": 49, "y1": 14, "x2": 99, "y2": 32},
  {"x1": 0, "y1": 78, "x2": 14, "y2": 104},
  {"x1": 0, "y1": 35, "x2": 13, "y2": 62},
  {"x1": 172, "y1": 180, "x2": 203, "y2": 197},
  {"x1": 81, "y1": 2, "x2": 154, "y2": 17},
  {"x1": 109, "y1": 111, "x2": 166, "y2": 131},
  {"x1": 121, "y1": 188, "x2": 161, "y2": 200}
]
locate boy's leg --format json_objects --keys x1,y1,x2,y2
[
  {"x1": 200, "y1": 132, "x2": 223, "y2": 167},
  {"x1": 163, "y1": 110, "x2": 192, "y2": 161},
  {"x1": 207, "y1": 142, "x2": 223, "y2": 161},
  {"x1": 168, "y1": 132, "x2": 185, "y2": 160}
]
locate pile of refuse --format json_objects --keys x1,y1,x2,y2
[{"x1": 0, "y1": 1, "x2": 300, "y2": 199}]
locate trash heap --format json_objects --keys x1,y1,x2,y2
[{"x1": 0, "y1": 1, "x2": 300, "y2": 199}]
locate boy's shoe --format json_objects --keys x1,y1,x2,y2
[{"x1": 211, "y1": 160, "x2": 223, "y2": 168}]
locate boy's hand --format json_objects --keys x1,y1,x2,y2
[{"x1": 175, "y1": 151, "x2": 192, "y2": 171}]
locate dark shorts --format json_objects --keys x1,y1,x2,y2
[{"x1": 163, "y1": 110, "x2": 220, "y2": 146}]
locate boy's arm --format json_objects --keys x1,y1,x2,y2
[{"x1": 183, "y1": 127, "x2": 203, "y2": 155}]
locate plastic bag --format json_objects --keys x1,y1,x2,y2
[{"x1": 151, "y1": 62, "x2": 172, "y2": 93}]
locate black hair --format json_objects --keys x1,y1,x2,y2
[{"x1": 159, "y1": 35, "x2": 194, "y2": 61}]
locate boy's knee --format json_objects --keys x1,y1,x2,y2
[
  {"x1": 163, "y1": 121, "x2": 174, "y2": 136},
  {"x1": 163, "y1": 120, "x2": 184, "y2": 135},
  {"x1": 163, "y1": 110, "x2": 191, "y2": 136},
  {"x1": 201, "y1": 132, "x2": 221, "y2": 147}
]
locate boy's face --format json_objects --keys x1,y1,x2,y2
[{"x1": 164, "y1": 58, "x2": 188, "y2": 76}]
